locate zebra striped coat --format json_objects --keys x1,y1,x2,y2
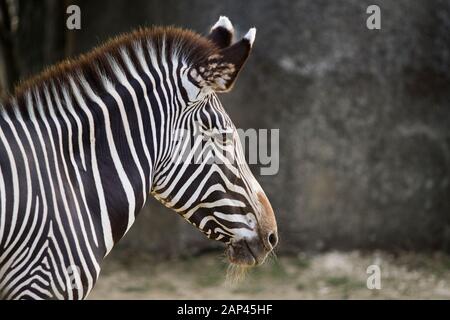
[{"x1": 0, "y1": 16, "x2": 277, "y2": 300}]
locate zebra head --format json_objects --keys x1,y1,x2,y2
[{"x1": 152, "y1": 17, "x2": 278, "y2": 266}]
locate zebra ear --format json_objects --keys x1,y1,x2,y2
[
  {"x1": 193, "y1": 28, "x2": 256, "y2": 93},
  {"x1": 208, "y1": 16, "x2": 234, "y2": 49}
]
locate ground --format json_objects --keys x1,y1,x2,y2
[{"x1": 89, "y1": 250, "x2": 450, "y2": 299}]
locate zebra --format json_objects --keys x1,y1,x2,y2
[{"x1": 0, "y1": 16, "x2": 278, "y2": 300}]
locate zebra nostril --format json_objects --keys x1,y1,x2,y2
[{"x1": 267, "y1": 231, "x2": 278, "y2": 249}]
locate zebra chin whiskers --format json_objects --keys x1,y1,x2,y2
[
  {"x1": 210, "y1": 249, "x2": 250, "y2": 285},
  {"x1": 225, "y1": 263, "x2": 250, "y2": 286}
]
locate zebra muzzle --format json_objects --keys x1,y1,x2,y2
[{"x1": 227, "y1": 236, "x2": 272, "y2": 266}]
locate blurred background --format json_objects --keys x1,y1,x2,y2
[{"x1": 0, "y1": 0, "x2": 449, "y2": 299}]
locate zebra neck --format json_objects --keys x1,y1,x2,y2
[{"x1": 72, "y1": 71, "x2": 161, "y2": 249}]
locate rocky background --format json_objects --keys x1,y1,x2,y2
[{"x1": 1, "y1": 0, "x2": 449, "y2": 256}]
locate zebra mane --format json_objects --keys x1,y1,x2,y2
[{"x1": 6, "y1": 26, "x2": 219, "y2": 105}]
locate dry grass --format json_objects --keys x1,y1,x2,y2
[{"x1": 88, "y1": 251, "x2": 450, "y2": 300}]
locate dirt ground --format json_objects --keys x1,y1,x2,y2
[{"x1": 89, "y1": 250, "x2": 450, "y2": 299}]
